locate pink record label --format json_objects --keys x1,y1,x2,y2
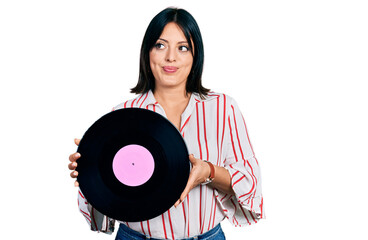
[{"x1": 112, "y1": 144, "x2": 155, "y2": 186}]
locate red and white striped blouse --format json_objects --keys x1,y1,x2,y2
[{"x1": 78, "y1": 90, "x2": 265, "y2": 239}]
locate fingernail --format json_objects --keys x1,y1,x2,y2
[
  {"x1": 72, "y1": 162, "x2": 77, "y2": 167},
  {"x1": 75, "y1": 153, "x2": 80, "y2": 158}
]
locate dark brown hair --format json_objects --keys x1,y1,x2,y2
[{"x1": 130, "y1": 7, "x2": 209, "y2": 97}]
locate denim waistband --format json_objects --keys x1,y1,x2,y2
[{"x1": 117, "y1": 222, "x2": 222, "y2": 240}]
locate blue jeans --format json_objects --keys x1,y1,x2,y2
[{"x1": 115, "y1": 222, "x2": 226, "y2": 240}]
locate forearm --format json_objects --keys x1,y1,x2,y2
[{"x1": 208, "y1": 165, "x2": 235, "y2": 196}]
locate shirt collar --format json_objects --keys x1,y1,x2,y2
[
  {"x1": 138, "y1": 90, "x2": 157, "y2": 108},
  {"x1": 139, "y1": 89, "x2": 218, "y2": 112}
]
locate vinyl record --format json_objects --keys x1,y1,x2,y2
[{"x1": 76, "y1": 108, "x2": 190, "y2": 222}]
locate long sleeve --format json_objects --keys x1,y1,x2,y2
[
  {"x1": 215, "y1": 97, "x2": 265, "y2": 226},
  {"x1": 77, "y1": 188, "x2": 115, "y2": 234}
]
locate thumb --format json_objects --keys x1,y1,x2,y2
[{"x1": 188, "y1": 154, "x2": 198, "y2": 164}]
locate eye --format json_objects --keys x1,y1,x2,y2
[
  {"x1": 179, "y1": 45, "x2": 189, "y2": 52},
  {"x1": 154, "y1": 43, "x2": 165, "y2": 49}
]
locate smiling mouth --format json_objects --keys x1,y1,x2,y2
[{"x1": 163, "y1": 66, "x2": 178, "y2": 73}]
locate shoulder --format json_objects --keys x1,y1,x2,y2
[
  {"x1": 194, "y1": 91, "x2": 242, "y2": 117},
  {"x1": 111, "y1": 93, "x2": 145, "y2": 111},
  {"x1": 197, "y1": 91, "x2": 237, "y2": 106}
]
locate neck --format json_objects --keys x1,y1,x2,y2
[{"x1": 153, "y1": 86, "x2": 191, "y2": 107}]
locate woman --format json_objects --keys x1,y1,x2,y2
[{"x1": 68, "y1": 7, "x2": 264, "y2": 240}]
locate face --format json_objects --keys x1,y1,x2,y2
[{"x1": 149, "y1": 22, "x2": 194, "y2": 91}]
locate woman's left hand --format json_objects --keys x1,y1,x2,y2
[{"x1": 174, "y1": 154, "x2": 211, "y2": 207}]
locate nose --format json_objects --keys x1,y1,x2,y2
[{"x1": 165, "y1": 47, "x2": 176, "y2": 62}]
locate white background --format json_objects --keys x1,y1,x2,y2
[{"x1": 1, "y1": 0, "x2": 367, "y2": 239}]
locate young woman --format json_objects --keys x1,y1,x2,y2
[{"x1": 68, "y1": 7, "x2": 264, "y2": 240}]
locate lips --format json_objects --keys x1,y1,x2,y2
[{"x1": 163, "y1": 66, "x2": 178, "y2": 73}]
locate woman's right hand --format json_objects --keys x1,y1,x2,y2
[{"x1": 68, "y1": 138, "x2": 81, "y2": 187}]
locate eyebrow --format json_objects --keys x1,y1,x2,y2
[{"x1": 158, "y1": 38, "x2": 188, "y2": 44}]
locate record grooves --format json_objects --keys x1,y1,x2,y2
[{"x1": 76, "y1": 108, "x2": 190, "y2": 222}]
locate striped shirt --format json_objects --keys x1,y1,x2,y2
[{"x1": 78, "y1": 90, "x2": 265, "y2": 239}]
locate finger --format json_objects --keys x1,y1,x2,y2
[
  {"x1": 174, "y1": 199, "x2": 181, "y2": 207},
  {"x1": 189, "y1": 154, "x2": 199, "y2": 164},
  {"x1": 175, "y1": 186, "x2": 190, "y2": 207},
  {"x1": 68, "y1": 161, "x2": 78, "y2": 170},
  {"x1": 175, "y1": 179, "x2": 193, "y2": 207},
  {"x1": 74, "y1": 138, "x2": 80, "y2": 146},
  {"x1": 69, "y1": 152, "x2": 81, "y2": 162},
  {"x1": 70, "y1": 171, "x2": 78, "y2": 178},
  {"x1": 74, "y1": 180, "x2": 79, "y2": 187}
]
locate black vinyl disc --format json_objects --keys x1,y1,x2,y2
[{"x1": 76, "y1": 108, "x2": 190, "y2": 222}]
